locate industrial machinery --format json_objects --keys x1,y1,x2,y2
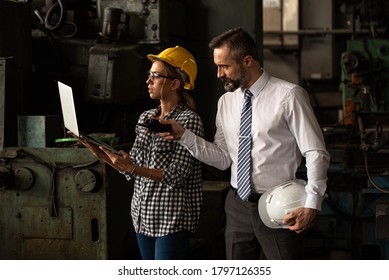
[
  {"x1": 0, "y1": 147, "x2": 137, "y2": 259},
  {"x1": 315, "y1": 0, "x2": 389, "y2": 259},
  {"x1": 0, "y1": 0, "x2": 236, "y2": 260},
  {"x1": 0, "y1": 0, "x2": 191, "y2": 260}
]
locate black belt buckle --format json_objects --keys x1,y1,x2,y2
[{"x1": 247, "y1": 193, "x2": 261, "y2": 203}]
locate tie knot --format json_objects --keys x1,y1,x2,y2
[{"x1": 245, "y1": 89, "x2": 253, "y2": 99}]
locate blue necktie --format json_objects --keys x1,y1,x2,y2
[{"x1": 237, "y1": 89, "x2": 253, "y2": 200}]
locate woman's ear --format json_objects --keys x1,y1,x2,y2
[{"x1": 171, "y1": 79, "x2": 180, "y2": 91}]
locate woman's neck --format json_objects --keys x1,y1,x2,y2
[{"x1": 160, "y1": 93, "x2": 180, "y2": 117}]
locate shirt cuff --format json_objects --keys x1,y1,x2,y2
[
  {"x1": 178, "y1": 128, "x2": 196, "y2": 148},
  {"x1": 304, "y1": 180, "x2": 328, "y2": 211},
  {"x1": 304, "y1": 192, "x2": 322, "y2": 210}
]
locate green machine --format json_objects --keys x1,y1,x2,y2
[
  {"x1": 340, "y1": 38, "x2": 389, "y2": 124},
  {"x1": 0, "y1": 147, "x2": 138, "y2": 259}
]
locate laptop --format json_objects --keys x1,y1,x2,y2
[{"x1": 57, "y1": 81, "x2": 119, "y2": 154}]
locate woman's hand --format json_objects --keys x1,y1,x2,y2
[
  {"x1": 67, "y1": 131, "x2": 134, "y2": 173},
  {"x1": 98, "y1": 146, "x2": 134, "y2": 173}
]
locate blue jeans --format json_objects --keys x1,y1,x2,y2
[{"x1": 136, "y1": 231, "x2": 189, "y2": 260}]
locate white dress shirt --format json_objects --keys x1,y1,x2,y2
[{"x1": 179, "y1": 70, "x2": 330, "y2": 210}]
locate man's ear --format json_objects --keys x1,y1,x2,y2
[{"x1": 243, "y1": 55, "x2": 253, "y2": 67}]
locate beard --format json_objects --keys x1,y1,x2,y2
[
  {"x1": 220, "y1": 66, "x2": 249, "y2": 92},
  {"x1": 220, "y1": 77, "x2": 241, "y2": 92}
]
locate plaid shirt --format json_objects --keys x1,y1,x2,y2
[{"x1": 128, "y1": 105, "x2": 204, "y2": 237}]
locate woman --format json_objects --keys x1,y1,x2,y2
[{"x1": 76, "y1": 46, "x2": 204, "y2": 259}]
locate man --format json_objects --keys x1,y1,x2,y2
[{"x1": 160, "y1": 27, "x2": 330, "y2": 260}]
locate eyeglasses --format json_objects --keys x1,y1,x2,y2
[{"x1": 147, "y1": 70, "x2": 174, "y2": 81}]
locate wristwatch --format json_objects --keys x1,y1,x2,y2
[
  {"x1": 119, "y1": 170, "x2": 131, "y2": 176},
  {"x1": 119, "y1": 165, "x2": 136, "y2": 176}
]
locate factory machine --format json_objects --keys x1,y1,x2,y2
[
  {"x1": 0, "y1": 0, "x2": 232, "y2": 260},
  {"x1": 262, "y1": 0, "x2": 389, "y2": 259},
  {"x1": 311, "y1": 1, "x2": 389, "y2": 259},
  {"x1": 0, "y1": 147, "x2": 136, "y2": 259},
  {"x1": 0, "y1": 0, "x2": 215, "y2": 260}
]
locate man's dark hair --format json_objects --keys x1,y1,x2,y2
[{"x1": 208, "y1": 27, "x2": 259, "y2": 62}]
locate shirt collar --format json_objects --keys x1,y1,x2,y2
[
  {"x1": 152, "y1": 104, "x2": 182, "y2": 119},
  {"x1": 240, "y1": 69, "x2": 270, "y2": 98}
]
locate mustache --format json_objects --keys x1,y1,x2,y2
[
  {"x1": 219, "y1": 77, "x2": 241, "y2": 92},
  {"x1": 220, "y1": 77, "x2": 233, "y2": 83}
]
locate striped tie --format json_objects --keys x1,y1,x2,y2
[{"x1": 237, "y1": 89, "x2": 253, "y2": 200}]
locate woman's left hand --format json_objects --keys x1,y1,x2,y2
[
  {"x1": 68, "y1": 131, "x2": 134, "y2": 173},
  {"x1": 98, "y1": 146, "x2": 134, "y2": 173}
]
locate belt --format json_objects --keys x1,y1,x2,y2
[{"x1": 230, "y1": 187, "x2": 262, "y2": 203}]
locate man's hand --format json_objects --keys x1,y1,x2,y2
[
  {"x1": 282, "y1": 207, "x2": 317, "y2": 234},
  {"x1": 158, "y1": 119, "x2": 185, "y2": 140}
]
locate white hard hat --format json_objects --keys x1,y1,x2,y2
[{"x1": 258, "y1": 179, "x2": 307, "y2": 229}]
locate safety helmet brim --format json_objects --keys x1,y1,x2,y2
[
  {"x1": 147, "y1": 46, "x2": 197, "y2": 90},
  {"x1": 258, "y1": 179, "x2": 308, "y2": 229},
  {"x1": 258, "y1": 191, "x2": 288, "y2": 229}
]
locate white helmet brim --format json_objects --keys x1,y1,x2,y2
[{"x1": 258, "y1": 179, "x2": 307, "y2": 229}]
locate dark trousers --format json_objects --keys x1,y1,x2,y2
[
  {"x1": 136, "y1": 231, "x2": 189, "y2": 260},
  {"x1": 224, "y1": 188, "x2": 304, "y2": 260}
]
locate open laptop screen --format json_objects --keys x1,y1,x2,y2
[
  {"x1": 58, "y1": 81, "x2": 80, "y2": 136},
  {"x1": 57, "y1": 81, "x2": 118, "y2": 153}
]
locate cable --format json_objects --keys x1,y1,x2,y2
[
  {"x1": 33, "y1": 9, "x2": 45, "y2": 24},
  {"x1": 60, "y1": 21, "x2": 78, "y2": 38},
  {"x1": 358, "y1": 114, "x2": 389, "y2": 194},
  {"x1": 363, "y1": 150, "x2": 389, "y2": 193},
  {"x1": 324, "y1": 175, "x2": 375, "y2": 223},
  {"x1": 44, "y1": 0, "x2": 66, "y2": 31}
]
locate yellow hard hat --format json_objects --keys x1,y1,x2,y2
[{"x1": 147, "y1": 46, "x2": 197, "y2": 90}]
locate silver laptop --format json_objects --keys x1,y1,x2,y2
[{"x1": 57, "y1": 81, "x2": 118, "y2": 153}]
